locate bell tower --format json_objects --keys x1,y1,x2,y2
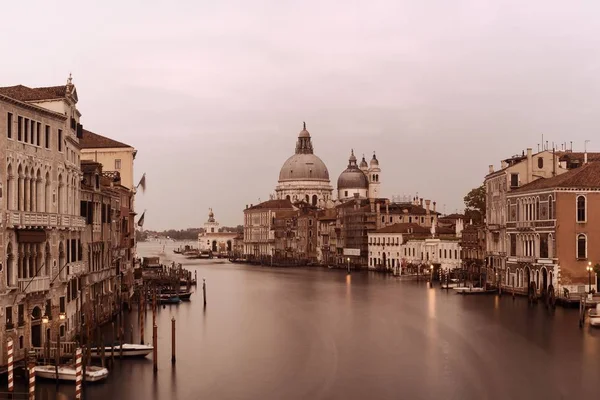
[{"x1": 368, "y1": 152, "x2": 381, "y2": 199}]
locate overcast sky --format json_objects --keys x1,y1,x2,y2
[{"x1": 2, "y1": 1, "x2": 600, "y2": 230}]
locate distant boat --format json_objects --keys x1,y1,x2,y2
[
  {"x1": 161, "y1": 290, "x2": 192, "y2": 301},
  {"x1": 90, "y1": 343, "x2": 153, "y2": 358},
  {"x1": 34, "y1": 365, "x2": 108, "y2": 382}
]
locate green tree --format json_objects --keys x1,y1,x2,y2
[{"x1": 464, "y1": 184, "x2": 486, "y2": 224}]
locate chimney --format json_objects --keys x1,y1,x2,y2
[
  {"x1": 385, "y1": 199, "x2": 389, "y2": 214},
  {"x1": 489, "y1": 165, "x2": 494, "y2": 174},
  {"x1": 526, "y1": 148, "x2": 533, "y2": 183},
  {"x1": 584, "y1": 152, "x2": 588, "y2": 165},
  {"x1": 501, "y1": 161, "x2": 508, "y2": 169},
  {"x1": 433, "y1": 201, "x2": 436, "y2": 213},
  {"x1": 425, "y1": 199, "x2": 431, "y2": 214},
  {"x1": 420, "y1": 198, "x2": 423, "y2": 207},
  {"x1": 455, "y1": 218, "x2": 463, "y2": 238}
]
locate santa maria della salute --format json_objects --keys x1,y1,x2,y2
[{"x1": 274, "y1": 123, "x2": 381, "y2": 207}]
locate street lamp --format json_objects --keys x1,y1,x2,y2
[
  {"x1": 59, "y1": 313, "x2": 66, "y2": 321},
  {"x1": 586, "y1": 261, "x2": 593, "y2": 293},
  {"x1": 42, "y1": 315, "x2": 49, "y2": 324},
  {"x1": 347, "y1": 257, "x2": 350, "y2": 275}
]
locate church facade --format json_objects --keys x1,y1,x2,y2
[{"x1": 198, "y1": 209, "x2": 237, "y2": 255}]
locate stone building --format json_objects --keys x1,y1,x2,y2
[
  {"x1": 243, "y1": 199, "x2": 296, "y2": 258},
  {"x1": 316, "y1": 209, "x2": 338, "y2": 265},
  {"x1": 368, "y1": 222, "x2": 462, "y2": 274},
  {"x1": 80, "y1": 129, "x2": 137, "y2": 189},
  {"x1": 484, "y1": 149, "x2": 567, "y2": 287},
  {"x1": 296, "y1": 203, "x2": 319, "y2": 262},
  {"x1": 0, "y1": 79, "x2": 85, "y2": 367},
  {"x1": 505, "y1": 161, "x2": 600, "y2": 297},
  {"x1": 460, "y1": 223, "x2": 486, "y2": 278},
  {"x1": 197, "y1": 209, "x2": 237, "y2": 255},
  {"x1": 79, "y1": 130, "x2": 137, "y2": 311}
]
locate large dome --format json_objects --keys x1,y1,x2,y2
[{"x1": 279, "y1": 153, "x2": 330, "y2": 181}]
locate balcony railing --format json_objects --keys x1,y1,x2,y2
[
  {"x1": 18, "y1": 276, "x2": 50, "y2": 294},
  {"x1": 6, "y1": 211, "x2": 85, "y2": 229}
]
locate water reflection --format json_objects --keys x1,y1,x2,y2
[{"x1": 27, "y1": 242, "x2": 600, "y2": 399}]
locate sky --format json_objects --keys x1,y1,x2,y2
[{"x1": 2, "y1": 1, "x2": 600, "y2": 230}]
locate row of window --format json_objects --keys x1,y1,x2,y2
[
  {"x1": 5, "y1": 297, "x2": 66, "y2": 328},
  {"x1": 510, "y1": 195, "x2": 588, "y2": 223},
  {"x1": 7, "y1": 112, "x2": 63, "y2": 151}
]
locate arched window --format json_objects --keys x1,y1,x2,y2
[
  {"x1": 305, "y1": 194, "x2": 309, "y2": 203},
  {"x1": 535, "y1": 198, "x2": 540, "y2": 221},
  {"x1": 6, "y1": 243, "x2": 14, "y2": 287},
  {"x1": 312, "y1": 195, "x2": 317, "y2": 206},
  {"x1": 538, "y1": 157, "x2": 544, "y2": 169},
  {"x1": 285, "y1": 195, "x2": 290, "y2": 201},
  {"x1": 577, "y1": 234, "x2": 587, "y2": 259},
  {"x1": 577, "y1": 196, "x2": 586, "y2": 222},
  {"x1": 548, "y1": 195, "x2": 553, "y2": 220}
]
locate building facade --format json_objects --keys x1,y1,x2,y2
[
  {"x1": 485, "y1": 148, "x2": 567, "y2": 287},
  {"x1": 198, "y1": 209, "x2": 237, "y2": 254},
  {"x1": 243, "y1": 199, "x2": 295, "y2": 258},
  {"x1": 505, "y1": 162, "x2": 600, "y2": 297},
  {"x1": 0, "y1": 80, "x2": 86, "y2": 367}
]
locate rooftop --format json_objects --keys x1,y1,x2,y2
[
  {"x1": 80, "y1": 129, "x2": 132, "y2": 149},
  {"x1": 512, "y1": 161, "x2": 600, "y2": 192},
  {"x1": 373, "y1": 223, "x2": 430, "y2": 234},
  {"x1": 246, "y1": 199, "x2": 294, "y2": 211},
  {"x1": 0, "y1": 84, "x2": 70, "y2": 102}
]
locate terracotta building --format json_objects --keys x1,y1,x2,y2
[{"x1": 506, "y1": 161, "x2": 600, "y2": 297}]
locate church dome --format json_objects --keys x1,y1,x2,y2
[
  {"x1": 279, "y1": 154, "x2": 330, "y2": 181},
  {"x1": 370, "y1": 152, "x2": 379, "y2": 167},
  {"x1": 337, "y1": 150, "x2": 369, "y2": 189},
  {"x1": 359, "y1": 155, "x2": 368, "y2": 169}
]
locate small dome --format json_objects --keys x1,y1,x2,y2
[
  {"x1": 370, "y1": 152, "x2": 379, "y2": 166},
  {"x1": 359, "y1": 154, "x2": 368, "y2": 169},
  {"x1": 298, "y1": 121, "x2": 310, "y2": 138},
  {"x1": 279, "y1": 154, "x2": 330, "y2": 181}
]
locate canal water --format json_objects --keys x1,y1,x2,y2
[{"x1": 25, "y1": 241, "x2": 599, "y2": 399}]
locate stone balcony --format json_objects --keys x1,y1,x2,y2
[
  {"x1": 18, "y1": 276, "x2": 50, "y2": 294},
  {"x1": 5, "y1": 211, "x2": 86, "y2": 230}
]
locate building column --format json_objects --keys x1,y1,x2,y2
[{"x1": 24, "y1": 176, "x2": 30, "y2": 212}]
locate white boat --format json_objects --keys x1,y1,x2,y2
[
  {"x1": 90, "y1": 343, "x2": 154, "y2": 358},
  {"x1": 34, "y1": 365, "x2": 108, "y2": 382},
  {"x1": 589, "y1": 304, "x2": 600, "y2": 327}
]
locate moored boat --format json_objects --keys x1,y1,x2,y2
[
  {"x1": 159, "y1": 295, "x2": 181, "y2": 304},
  {"x1": 588, "y1": 304, "x2": 600, "y2": 327},
  {"x1": 90, "y1": 343, "x2": 154, "y2": 358},
  {"x1": 34, "y1": 365, "x2": 109, "y2": 382}
]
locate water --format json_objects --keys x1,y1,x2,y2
[{"x1": 26, "y1": 241, "x2": 599, "y2": 399}]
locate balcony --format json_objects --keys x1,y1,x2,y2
[
  {"x1": 18, "y1": 276, "x2": 50, "y2": 294},
  {"x1": 5, "y1": 211, "x2": 85, "y2": 230},
  {"x1": 67, "y1": 261, "x2": 85, "y2": 276}
]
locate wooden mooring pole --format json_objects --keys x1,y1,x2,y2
[
  {"x1": 153, "y1": 324, "x2": 158, "y2": 373},
  {"x1": 171, "y1": 317, "x2": 176, "y2": 364},
  {"x1": 203, "y1": 278, "x2": 207, "y2": 307}
]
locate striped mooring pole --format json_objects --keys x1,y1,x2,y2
[
  {"x1": 8, "y1": 338, "x2": 14, "y2": 392},
  {"x1": 28, "y1": 361, "x2": 35, "y2": 400},
  {"x1": 75, "y1": 347, "x2": 83, "y2": 399}
]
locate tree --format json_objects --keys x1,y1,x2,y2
[{"x1": 464, "y1": 185, "x2": 486, "y2": 224}]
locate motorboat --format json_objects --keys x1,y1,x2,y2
[
  {"x1": 34, "y1": 365, "x2": 108, "y2": 382},
  {"x1": 589, "y1": 304, "x2": 600, "y2": 327},
  {"x1": 161, "y1": 290, "x2": 192, "y2": 301},
  {"x1": 90, "y1": 343, "x2": 154, "y2": 358}
]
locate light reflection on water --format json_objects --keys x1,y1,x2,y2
[{"x1": 20, "y1": 241, "x2": 600, "y2": 400}]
